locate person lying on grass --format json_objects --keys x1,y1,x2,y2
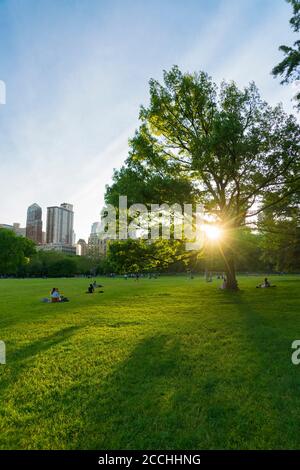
[{"x1": 256, "y1": 277, "x2": 276, "y2": 288}]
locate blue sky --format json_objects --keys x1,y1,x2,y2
[{"x1": 0, "y1": 0, "x2": 297, "y2": 240}]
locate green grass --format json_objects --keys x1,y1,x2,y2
[{"x1": 0, "y1": 275, "x2": 300, "y2": 449}]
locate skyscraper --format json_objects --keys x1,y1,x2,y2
[
  {"x1": 76, "y1": 238, "x2": 87, "y2": 256},
  {"x1": 91, "y1": 221, "x2": 101, "y2": 234},
  {"x1": 26, "y1": 203, "x2": 43, "y2": 244},
  {"x1": 88, "y1": 222, "x2": 107, "y2": 257},
  {"x1": 46, "y1": 203, "x2": 74, "y2": 245}
]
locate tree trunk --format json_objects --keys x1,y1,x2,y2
[{"x1": 224, "y1": 253, "x2": 238, "y2": 290}]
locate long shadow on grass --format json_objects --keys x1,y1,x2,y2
[
  {"x1": 0, "y1": 325, "x2": 83, "y2": 398},
  {"x1": 229, "y1": 291, "x2": 292, "y2": 369},
  {"x1": 10, "y1": 325, "x2": 83, "y2": 362},
  {"x1": 227, "y1": 291, "x2": 300, "y2": 448},
  {"x1": 41, "y1": 332, "x2": 267, "y2": 450}
]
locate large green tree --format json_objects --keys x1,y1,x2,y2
[
  {"x1": 106, "y1": 67, "x2": 300, "y2": 289},
  {"x1": 272, "y1": 0, "x2": 300, "y2": 109},
  {"x1": 107, "y1": 238, "x2": 187, "y2": 274},
  {"x1": 0, "y1": 229, "x2": 36, "y2": 275}
]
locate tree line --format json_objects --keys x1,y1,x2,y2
[
  {"x1": 0, "y1": 223, "x2": 299, "y2": 278},
  {"x1": 0, "y1": 228, "x2": 100, "y2": 277}
]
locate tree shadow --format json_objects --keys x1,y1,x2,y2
[
  {"x1": 34, "y1": 334, "x2": 194, "y2": 449},
  {"x1": 226, "y1": 291, "x2": 300, "y2": 448},
  {"x1": 0, "y1": 325, "x2": 84, "y2": 398},
  {"x1": 229, "y1": 291, "x2": 292, "y2": 362},
  {"x1": 30, "y1": 331, "x2": 279, "y2": 450},
  {"x1": 10, "y1": 326, "x2": 83, "y2": 363}
]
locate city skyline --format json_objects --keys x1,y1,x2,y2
[
  {"x1": 0, "y1": 0, "x2": 298, "y2": 240},
  {"x1": 1, "y1": 200, "x2": 101, "y2": 244}
]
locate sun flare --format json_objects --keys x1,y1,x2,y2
[{"x1": 203, "y1": 224, "x2": 223, "y2": 241}]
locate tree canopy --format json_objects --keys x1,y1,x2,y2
[
  {"x1": 0, "y1": 228, "x2": 36, "y2": 275},
  {"x1": 272, "y1": 0, "x2": 300, "y2": 109}
]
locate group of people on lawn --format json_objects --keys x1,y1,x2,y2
[
  {"x1": 48, "y1": 280, "x2": 103, "y2": 302},
  {"x1": 47, "y1": 276, "x2": 275, "y2": 302}
]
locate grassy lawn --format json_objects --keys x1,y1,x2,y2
[{"x1": 0, "y1": 275, "x2": 300, "y2": 450}]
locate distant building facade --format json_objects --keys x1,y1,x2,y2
[
  {"x1": 26, "y1": 203, "x2": 43, "y2": 244},
  {"x1": 91, "y1": 222, "x2": 101, "y2": 234},
  {"x1": 37, "y1": 243, "x2": 76, "y2": 255},
  {"x1": 76, "y1": 239, "x2": 88, "y2": 256},
  {"x1": 0, "y1": 223, "x2": 26, "y2": 237},
  {"x1": 88, "y1": 222, "x2": 108, "y2": 258},
  {"x1": 46, "y1": 203, "x2": 74, "y2": 245},
  {"x1": 13, "y1": 223, "x2": 26, "y2": 237}
]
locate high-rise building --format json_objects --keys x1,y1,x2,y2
[
  {"x1": 91, "y1": 221, "x2": 101, "y2": 234},
  {"x1": 26, "y1": 203, "x2": 43, "y2": 244},
  {"x1": 46, "y1": 203, "x2": 74, "y2": 245},
  {"x1": 88, "y1": 222, "x2": 107, "y2": 258},
  {"x1": 76, "y1": 239, "x2": 87, "y2": 256}
]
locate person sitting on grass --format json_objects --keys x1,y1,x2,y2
[
  {"x1": 50, "y1": 288, "x2": 61, "y2": 302},
  {"x1": 87, "y1": 283, "x2": 95, "y2": 294},
  {"x1": 256, "y1": 277, "x2": 276, "y2": 288}
]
